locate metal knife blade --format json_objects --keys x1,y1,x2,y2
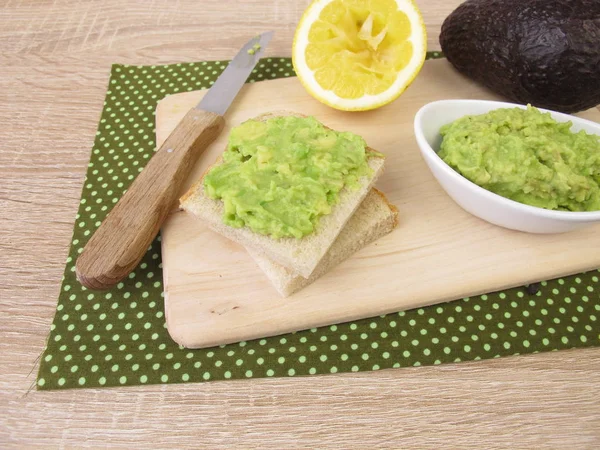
[{"x1": 198, "y1": 31, "x2": 274, "y2": 116}]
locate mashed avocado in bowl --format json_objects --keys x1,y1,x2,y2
[
  {"x1": 413, "y1": 99, "x2": 600, "y2": 233},
  {"x1": 438, "y1": 105, "x2": 600, "y2": 212}
]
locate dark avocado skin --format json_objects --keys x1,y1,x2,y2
[{"x1": 439, "y1": 0, "x2": 600, "y2": 113}]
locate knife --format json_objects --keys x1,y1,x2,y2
[{"x1": 76, "y1": 31, "x2": 274, "y2": 290}]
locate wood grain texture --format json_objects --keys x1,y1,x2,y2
[
  {"x1": 76, "y1": 108, "x2": 224, "y2": 289},
  {"x1": 1, "y1": 0, "x2": 599, "y2": 448},
  {"x1": 158, "y1": 62, "x2": 600, "y2": 349}
]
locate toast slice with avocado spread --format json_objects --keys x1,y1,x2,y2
[
  {"x1": 248, "y1": 188, "x2": 398, "y2": 297},
  {"x1": 180, "y1": 111, "x2": 385, "y2": 278}
]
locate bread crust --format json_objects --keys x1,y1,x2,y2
[
  {"x1": 371, "y1": 188, "x2": 399, "y2": 228},
  {"x1": 248, "y1": 188, "x2": 399, "y2": 296}
]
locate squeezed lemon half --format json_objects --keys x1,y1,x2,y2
[{"x1": 292, "y1": 0, "x2": 427, "y2": 111}]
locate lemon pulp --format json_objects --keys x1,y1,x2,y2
[{"x1": 305, "y1": 0, "x2": 414, "y2": 99}]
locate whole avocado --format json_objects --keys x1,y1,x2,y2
[{"x1": 439, "y1": 0, "x2": 600, "y2": 113}]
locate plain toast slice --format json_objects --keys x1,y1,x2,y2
[
  {"x1": 180, "y1": 111, "x2": 385, "y2": 278},
  {"x1": 248, "y1": 188, "x2": 398, "y2": 297}
]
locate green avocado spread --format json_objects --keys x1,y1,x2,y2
[
  {"x1": 438, "y1": 105, "x2": 600, "y2": 212},
  {"x1": 203, "y1": 116, "x2": 374, "y2": 238}
]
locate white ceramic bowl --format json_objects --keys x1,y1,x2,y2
[{"x1": 414, "y1": 99, "x2": 600, "y2": 233}]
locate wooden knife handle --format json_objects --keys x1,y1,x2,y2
[{"x1": 76, "y1": 108, "x2": 225, "y2": 290}]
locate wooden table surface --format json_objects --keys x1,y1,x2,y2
[{"x1": 1, "y1": 0, "x2": 599, "y2": 447}]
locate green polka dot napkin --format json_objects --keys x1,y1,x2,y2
[{"x1": 36, "y1": 53, "x2": 600, "y2": 390}]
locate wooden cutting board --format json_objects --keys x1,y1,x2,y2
[{"x1": 156, "y1": 59, "x2": 600, "y2": 349}]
